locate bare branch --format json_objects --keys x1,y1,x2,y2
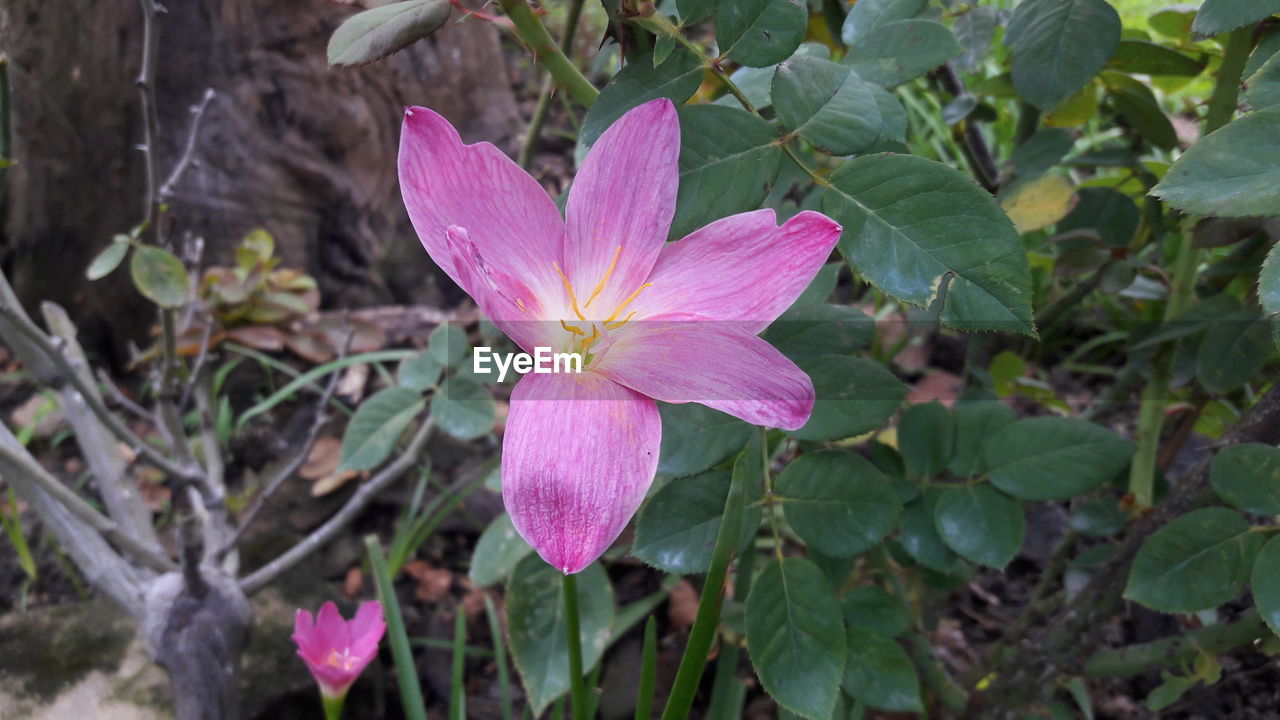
[
  {"x1": 239, "y1": 417, "x2": 435, "y2": 595},
  {"x1": 159, "y1": 88, "x2": 216, "y2": 203}
]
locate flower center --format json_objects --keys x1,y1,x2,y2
[
  {"x1": 326, "y1": 648, "x2": 359, "y2": 671},
  {"x1": 552, "y1": 246, "x2": 651, "y2": 364}
]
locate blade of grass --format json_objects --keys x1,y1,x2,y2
[
  {"x1": 2, "y1": 488, "x2": 36, "y2": 581},
  {"x1": 365, "y1": 534, "x2": 428, "y2": 720},
  {"x1": 450, "y1": 608, "x2": 467, "y2": 720},
  {"x1": 706, "y1": 549, "x2": 754, "y2": 720},
  {"x1": 485, "y1": 594, "x2": 514, "y2": 720},
  {"x1": 658, "y1": 444, "x2": 751, "y2": 720},
  {"x1": 635, "y1": 617, "x2": 657, "y2": 720}
]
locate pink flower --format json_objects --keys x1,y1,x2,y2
[
  {"x1": 292, "y1": 601, "x2": 386, "y2": 700},
  {"x1": 399, "y1": 98, "x2": 841, "y2": 574}
]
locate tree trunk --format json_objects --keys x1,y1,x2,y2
[{"x1": 0, "y1": 0, "x2": 522, "y2": 362}]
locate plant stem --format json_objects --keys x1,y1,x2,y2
[
  {"x1": 518, "y1": 0, "x2": 587, "y2": 169},
  {"x1": 322, "y1": 693, "x2": 346, "y2": 720},
  {"x1": 1203, "y1": 27, "x2": 1252, "y2": 136},
  {"x1": 1084, "y1": 608, "x2": 1269, "y2": 677},
  {"x1": 366, "y1": 534, "x2": 428, "y2": 720},
  {"x1": 498, "y1": 0, "x2": 598, "y2": 108},
  {"x1": 635, "y1": 616, "x2": 657, "y2": 720},
  {"x1": 563, "y1": 572, "x2": 588, "y2": 720}
]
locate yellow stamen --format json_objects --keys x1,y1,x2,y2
[
  {"x1": 605, "y1": 312, "x2": 636, "y2": 330},
  {"x1": 559, "y1": 319, "x2": 585, "y2": 335},
  {"x1": 579, "y1": 324, "x2": 600, "y2": 352},
  {"x1": 582, "y1": 246, "x2": 622, "y2": 309},
  {"x1": 552, "y1": 262, "x2": 586, "y2": 321},
  {"x1": 605, "y1": 283, "x2": 652, "y2": 323}
]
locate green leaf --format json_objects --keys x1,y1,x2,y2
[
  {"x1": 983, "y1": 417, "x2": 1136, "y2": 501},
  {"x1": 430, "y1": 378, "x2": 495, "y2": 440},
  {"x1": 840, "y1": 0, "x2": 927, "y2": 46},
  {"x1": 842, "y1": 585, "x2": 910, "y2": 637},
  {"x1": 677, "y1": 0, "x2": 717, "y2": 23},
  {"x1": 898, "y1": 488, "x2": 963, "y2": 573},
  {"x1": 397, "y1": 350, "x2": 442, "y2": 391},
  {"x1": 1151, "y1": 107, "x2": 1280, "y2": 217},
  {"x1": 506, "y1": 557, "x2": 614, "y2": 715},
  {"x1": 821, "y1": 154, "x2": 1035, "y2": 335},
  {"x1": 1125, "y1": 507, "x2": 1263, "y2": 613},
  {"x1": 1057, "y1": 187, "x2": 1140, "y2": 247},
  {"x1": 468, "y1": 512, "x2": 532, "y2": 587},
  {"x1": 1105, "y1": 73, "x2": 1178, "y2": 150},
  {"x1": 898, "y1": 402, "x2": 955, "y2": 477},
  {"x1": 657, "y1": 402, "x2": 753, "y2": 476},
  {"x1": 580, "y1": 49, "x2": 703, "y2": 148},
  {"x1": 761, "y1": 304, "x2": 875, "y2": 363},
  {"x1": 776, "y1": 451, "x2": 900, "y2": 557},
  {"x1": 1251, "y1": 535, "x2": 1280, "y2": 635},
  {"x1": 87, "y1": 238, "x2": 130, "y2": 281},
  {"x1": 1263, "y1": 241, "x2": 1280, "y2": 351},
  {"x1": 1246, "y1": 50, "x2": 1280, "y2": 110},
  {"x1": 1005, "y1": 0, "x2": 1121, "y2": 109},
  {"x1": 1070, "y1": 496, "x2": 1128, "y2": 537},
  {"x1": 632, "y1": 469, "x2": 762, "y2": 573},
  {"x1": 1195, "y1": 310, "x2": 1272, "y2": 393},
  {"x1": 790, "y1": 356, "x2": 907, "y2": 442},
  {"x1": 791, "y1": 262, "x2": 841, "y2": 307},
  {"x1": 1107, "y1": 39, "x2": 1206, "y2": 76},
  {"x1": 327, "y1": 0, "x2": 451, "y2": 67},
  {"x1": 947, "y1": 400, "x2": 1016, "y2": 478},
  {"x1": 934, "y1": 485, "x2": 1024, "y2": 568},
  {"x1": 716, "y1": 0, "x2": 807, "y2": 68},
  {"x1": 954, "y1": 6, "x2": 998, "y2": 72},
  {"x1": 1191, "y1": 0, "x2": 1280, "y2": 37},
  {"x1": 340, "y1": 387, "x2": 425, "y2": 471},
  {"x1": 842, "y1": 20, "x2": 962, "y2": 87},
  {"x1": 746, "y1": 557, "x2": 846, "y2": 719},
  {"x1": 671, "y1": 105, "x2": 783, "y2": 239},
  {"x1": 1210, "y1": 443, "x2": 1280, "y2": 515},
  {"x1": 843, "y1": 629, "x2": 923, "y2": 712},
  {"x1": 129, "y1": 245, "x2": 189, "y2": 308},
  {"x1": 1009, "y1": 128, "x2": 1075, "y2": 179},
  {"x1": 428, "y1": 323, "x2": 469, "y2": 367},
  {"x1": 772, "y1": 56, "x2": 884, "y2": 155}
]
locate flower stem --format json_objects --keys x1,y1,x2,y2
[
  {"x1": 498, "y1": 0, "x2": 598, "y2": 108},
  {"x1": 563, "y1": 572, "x2": 588, "y2": 720},
  {"x1": 322, "y1": 693, "x2": 346, "y2": 720},
  {"x1": 1203, "y1": 26, "x2": 1252, "y2": 136}
]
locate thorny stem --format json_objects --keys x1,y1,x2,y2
[
  {"x1": 159, "y1": 88, "x2": 216, "y2": 203},
  {"x1": 136, "y1": 0, "x2": 162, "y2": 230},
  {"x1": 497, "y1": 0, "x2": 599, "y2": 108},
  {"x1": 1083, "y1": 608, "x2": 1270, "y2": 678},
  {"x1": 1203, "y1": 26, "x2": 1252, "y2": 136},
  {"x1": 518, "y1": 0, "x2": 587, "y2": 169}
]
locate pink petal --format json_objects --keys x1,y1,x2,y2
[
  {"x1": 631, "y1": 209, "x2": 842, "y2": 332},
  {"x1": 563, "y1": 99, "x2": 679, "y2": 315},
  {"x1": 399, "y1": 106, "x2": 565, "y2": 315},
  {"x1": 348, "y1": 601, "x2": 386, "y2": 659},
  {"x1": 314, "y1": 601, "x2": 350, "y2": 653},
  {"x1": 593, "y1": 323, "x2": 815, "y2": 430},
  {"x1": 292, "y1": 609, "x2": 321, "y2": 660},
  {"x1": 444, "y1": 226, "x2": 555, "y2": 352},
  {"x1": 502, "y1": 372, "x2": 661, "y2": 574}
]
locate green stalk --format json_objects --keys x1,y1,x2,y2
[
  {"x1": 659, "y1": 447, "x2": 750, "y2": 720},
  {"x1": 1203, "y1": 27, "x2": 1252, "y2": 136},
  {"x1": 322, "y1": 694, "x2": 346, "y2": 720},
  {"x1": 1084, "y1": 608, "x2": 1268, "y2": 677},
  {"x1": 563, "y1": 572, "x2": 588, "y2": 720},
  {"x1": 635, "y1": 617, "x2": 657, "y2": 720},
  {"x1": 705, "y1": 550, "x2": 753, "y2": 720},
  {"x1": 518, "y1": 0, "x2": 588, "y2": 169},
  {"x1": 450, "y1": 608, "x2": 468, "y2": 720},
  {"x1": 498, "y1": 0, "x2": 598, "y2": 108},
  {"x1": 485, "y1": 595, "x2": 514, "y2": 720},
  {"x1": 365, "y1": 534, "x2": 428, "y2": 720}
]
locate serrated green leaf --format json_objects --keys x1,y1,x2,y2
[
  {"x1": 776, "y1": 451, "x2": 900, "y2": 557},
  {"x1": 947, "y1": 400, "x2": 1016, "y2": 477},
  {"x1": 632, "y1": 469, "x2": 762, "y2": 573},
  {"x1": 842, "y1": 20, "x2": 962, "y2": 87},
  {"x1": 1105, "y1": 73, "x2": 1178, "y2": 150},
  {"x1": 840, "y1": 0, "x2": 927, "y2": 46},
  {"x1": 1210, "y1": 443, "x2": 1280, "y2": 515},
  {"x1": 934, "y1": 485, "x2": 1024, "y2": 568},
  {"x1": 1107, "y1": 39, "x2": 1206, "y2": 76},
  {"x1": 1262, "y1": 241, "x2": 1280, "y2": 351},
  {"x1": 430, "y1": 378, "x2": 495, "y2": 440},
  {"x1": 761, "y1": 304, "x2": 875, "y2": 363},
  {"x1": 1246, "y1": 50, "x2": 1280, "y2": 110},
  {"x1": 657, "y1": 402, "x2": 753, "y2": 476},
  {"x1": 842, "y1": 585, "x2": 910, "y2": 637},
  {"x1": 1125, "y1": 507, "x2": 1263, "y2": 613},
  {"x1": 469, "y1": 512, "x2": 533, "y2": 587},
  {"x1": 1191, "y1": 0, "x2": 1280, "y2": 37},
  {"x1": 821, "y1": 154, "x2": 1035, "y2": 335},
  {"x1": 899, "y1": 488, "x2": 964, "y2": 573},
  {"x1": 677, "y1": 0, "x2": 717, "y2": 23},
  {"x1": 983, "y1": 417, "x2": 1135, "y2": 500},
  {"x1": 716, "y1": 0, "x2": 807, "y2": 68},
  {"x1": 790, "y1": 356, "x2": 907, "y2": 442},
  {"x1": 1195, "y1": 310, "x2": 1271, "y2": 393},
  {"x1": 746, "y1": 557, "x2": 846, "y2": 719},
  {"x1": 1057, "y1": 187, "x2": 1140, "y2": 247},
  {"x1": 772, "y1": 56, "x2": 884, "y2": 155},
  {"x1": 1006, "y1": 0, "x2": 1121, "y2": 109},
  {"x1": 1252, "y1": 535, "x2": 1280, "y2": 635},
  {"x1": 1151, "y1": 107, "x2": 1280, "y2": 217},
  {"x1": 87, "y1": 240, "x2": 130, "y2": 281},
  {"x1": 843, "y1": 629, "x2": 923, "y2": 712},
  {"x1": 130, "y1": 245, "x2": 190, "y2": 308},
  {"x1": 671, "y1": 104, "x2": 783, "y2": 239},
  {"x1": 340, "y1": 387, "x2": 425, "y2": 471},
  {"x1": 898, "y1": 402, "x2": 955, "y2": 477},
  {"x1": 506, "y1": 557, "x2": 614, "y2": 715},
  {"x1": 580, "y1": 49, "x2": 703, "y2": 148},
  {"x1": 327, "y1": 0, "x2": 451, "y2": 67}
]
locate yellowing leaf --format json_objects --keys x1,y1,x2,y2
[
  {"x1": 1001, "y1": 175, "x2": 1077, "y2": 234},
  {"x1": 1044, "y1": 84, "x2": 1100, "y2": 127}
]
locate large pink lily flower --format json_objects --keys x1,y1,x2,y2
[
  {"x1": 292, "y1": 601, "x2": 386, "y2": 701},
  {"x1": 399, "y1": 98, "x2": 841, "y2": 574}
]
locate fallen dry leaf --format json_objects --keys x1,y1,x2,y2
[
  {"x1": 299, "y1": 436, "x2": 342, "y2": 480},
  {"x1": 344, "y1": 567, "x2": 364, "y2": 598},
  {"x1": 310, "y1": 469, "x2": 360, "y2": 497},
  {"x1": 404, "y1": 560, "x2": 454, "y2": 604},
  {"x1": 668, "y1": 579, "x2": 699, "y2": 630}
]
